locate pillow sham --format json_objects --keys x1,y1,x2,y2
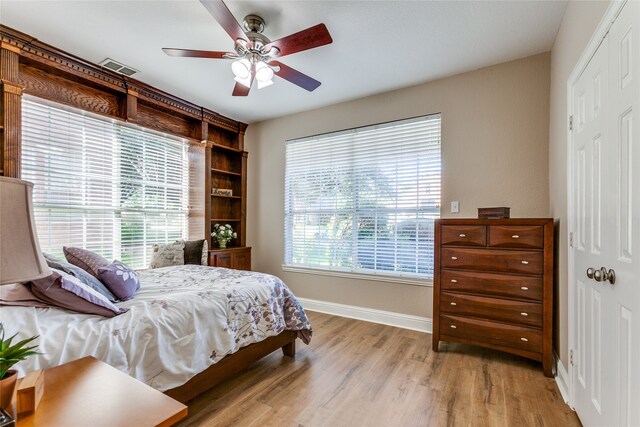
[
  {"x1": 0, "y1": 283, "x2": 51, "y2": 308},
  {"x1": 44, "y1": 252, "x2": 117, "y2": 302},
  {"x1": 183, "y1": 239, "x2": 208, "y2": 265},
  {"x1": 96, "y1": 261, "x2": 140, "y2": 301},
  {"x1": 63, "y1": 247, "x2": 110, "y2": 278},
  {"x1": 29, "y1": 269, "x2": 127, "y2": 317},
  {"x1": 149, "y1": 241, "x2": 185, "y2": 269}
]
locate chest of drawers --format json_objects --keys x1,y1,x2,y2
[{"x1": 432, "y1": 218, "x2": 554, "y2": 376}]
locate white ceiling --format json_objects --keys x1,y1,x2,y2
[{"x1": 0, "y1": 1, "x2": 567, "y2": 124}]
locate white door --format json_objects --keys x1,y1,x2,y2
[{"x1": 571, "y1": 1, "x2": 640, "y2": 426}]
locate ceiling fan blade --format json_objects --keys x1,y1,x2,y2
[
  {"x1": 232, "y1": 82, "x2": 250, "y2": 96},
  {"x1": 270, "y1": 61, "x2": 321, "y2": 92},
  {"x1": 162, "y1": 48, "x2": 230, "y2": 59},
  {"x1": 264, "y1": 24, "x2": 332, "y2": 58},
  {"x1": 199, "y1": 0, "x2": 250, "y2": 46}
]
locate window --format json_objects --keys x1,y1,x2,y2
[
  {"x1": 21, "y1": 96, "x2": 191, "y2": 269},
  {"x1": 284, "y1": 114, "x2": 441, "y2": 282}
]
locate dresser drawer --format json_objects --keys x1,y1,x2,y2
[
  {"x1": 441, "y1": 270, "x2": 543, "y2": 301},
  {"x1": 440, "y1": 314, "x2": 542, "y2": 354},
  {"x1": 488, "y1": 225, "x2": 544, "y2": 249},
  {"x1": 440, "y1": 292, "x2": 542, "y2": 327},
  {"x1": 441, "y1": 225, "x2": 486, "y2": 246},
  {"x1": 441, "y1": 248, "x2": 543, "y2": 275}
]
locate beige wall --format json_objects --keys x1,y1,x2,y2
[
  {"x1": 549, "y1": 0, "x2": 610, "y2": 366},
  {"x1": 245, "y1": 53, "x2": 550, "y2": 319}
]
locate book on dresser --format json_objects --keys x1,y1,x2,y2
[{"x1": 432, "y1": 218, "x2": 554, "y2": 377}]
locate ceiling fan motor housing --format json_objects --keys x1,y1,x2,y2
[{"x1": 243, "y1": 14, "x2": 265, "y2": 33}]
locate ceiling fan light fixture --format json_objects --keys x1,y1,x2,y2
[
  {"x1": 231, "y1": 58, "x2": 251, "y2": 79},
  {"x1": 255, "y1": 61, "x2": 274, "y2": 89},
  {"x1": 257, "y1": 78, "x2": 274, "y2": 90}
]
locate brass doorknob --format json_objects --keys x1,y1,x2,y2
[
  {"x1": 593, "y1": 268, "x2": 604, "y2": 281},
  {"x1": 605, "y1": 268, "x2": 616, "y2": 285},
  {"x1": 592, "y1": 267, "x2": 616, "y2": 285},
  {"x1": 587, "y1": 267, "x2": 595, "y2": 279}
]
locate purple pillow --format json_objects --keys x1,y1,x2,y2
[
  {"x1": 29, "y1": 269, "x2": 127, "y2": 318},
  {"x1": 96, "y1": 261, "x2": 140, "y2": 301},
  {"x1": 63, "y1": 247, "x2": 110, "y2": 278}
]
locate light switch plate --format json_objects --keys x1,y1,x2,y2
[{"x1": 451, "y1": 201, "x2": 460, "y2": 213}]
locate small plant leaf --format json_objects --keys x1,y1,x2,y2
[{"x1": 0, "y1": 323, "x2": 40, "y2": 379}]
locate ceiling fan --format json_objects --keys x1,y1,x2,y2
[{"x1": 163, "y1": 0, "x2": 333, "y2": 96}]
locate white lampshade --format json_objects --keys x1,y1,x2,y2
[
  {"x1": 255, "y1": 61, "x2": 274, "y2": 89},
  {"x1": 231, "y1": 59, "x2": 251, "y2": 79},
  {"x1": 0, "y1": 176, "x2": 52, "y2": 285}
]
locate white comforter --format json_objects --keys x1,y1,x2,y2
[{"x1": 0, "y1": 265, "x2": 311, "y2": 391}]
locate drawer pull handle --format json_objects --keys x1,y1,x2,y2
[
  {"x1": 451, "y1": 279, "x2": 458, "y2": 283},
  {"x1": 451, "y1": 256, "x2": 458, "y2": 260},
  {"x1": 521, "y1": 260, "x2": 529, "y2": 265},
  {"x1": 521, "y1": 286, "x2": 529, "y2": 290},
  {"x1": 512, "y1": 234, "x2": 520, "y2": 239},
  {"x1": 450, "y1": 302, "x2": 457, "y2": 306},
  {"x1": 520, "y1": 312, "x2": 528, "y2": 317},
  {"x1": 520, "y1": 337, "x2": 529, "y2": 342},
  {"x1": 459, "y1": 233, "x2": 466, "y2": 237},
  {"x1": 450, "y1": 325, "x2": 457, "y2": 329}
]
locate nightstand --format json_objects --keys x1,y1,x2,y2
[{"x1": 15, "y1": 356, "x2": 187, "y2": 427}]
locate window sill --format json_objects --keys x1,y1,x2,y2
[{"x1": 281, "y1": 265, "x2": 433, "y2": 287}]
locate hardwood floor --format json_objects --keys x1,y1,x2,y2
[{"x1": 179, "y1": 312, "x2": 580, "y2": 427}]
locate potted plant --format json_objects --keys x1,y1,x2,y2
[
  {"x1": 0, "y1": 323, "x2": 39, "y2": 410},
  {"x1": 211, "y1": 223, "x2": 237, "y2": 249}
]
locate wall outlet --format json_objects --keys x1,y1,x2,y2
[{"x1": 451, "y1": 201, "x2": 460, "y2": 213}]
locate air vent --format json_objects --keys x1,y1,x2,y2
[{"x1": 98, "y1": 58, "x2": 139, "y2": 76}]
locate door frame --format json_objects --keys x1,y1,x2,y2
[{"x1": 566, "y1": 0, "x2": 627, "y2": 409}]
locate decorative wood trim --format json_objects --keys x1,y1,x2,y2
[
  {"x1": 1, "y1": 41, "x2": 21, "y2": 178},
  {"x1": 2, "y1": 86, "x2": 22, "y2": 178},
  {"x1": 125, "y1": 77, "x2": 201, "y2": 120},
  {"x1": 204, "y1": 147, "x2": 212, "y2": 247},
  {"x1": 122, "y1": 90, "x2": 138, "y2": 121},
  {"x1": 200, "y1": 108, "x2": 208, "y2": 142},
  {"x1": 0, "y1": 42, "x2": 19, "y2": 54},
  {"x1": 0, "y1": 24, "x2": 247, "y2": 138},
  {"x1": 203, "y1": 108, "x2": 240, "y2": 132},
  {"x1": 1, "y1": 79, "x2": 22, "y2": 95},
  {"x1": 240, "y1": 150, "x2": 248, "y2": 246}
]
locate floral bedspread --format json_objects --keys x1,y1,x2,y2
[{"x1": 0, "y1": 265, "x2": 311, "y2": 391}]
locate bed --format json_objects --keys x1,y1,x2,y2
[{"x1": 0, "y1": 265, "x2": 311, "y2": 403}]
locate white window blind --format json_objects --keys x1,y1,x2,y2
[
  {"x1": 21, "y1": 96, "x2": 190, "y2": 269},
  {"x1": 284, "y1": 114, "x2": 441, "y2": 280}
]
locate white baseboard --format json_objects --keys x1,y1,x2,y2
[
  {"x1": 554, "y1": 352, "x2": 572, "y2": 407},
  {"x1": 297, "y1": 297, "x2": 432, "y2": 334}
]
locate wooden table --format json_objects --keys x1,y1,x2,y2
[{"x1": 16, "y1": 356, "x2": 187, "y2": 427}]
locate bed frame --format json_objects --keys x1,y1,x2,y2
[{"x1": 164, "y1": 330, "x2": 297, "y2": 403}]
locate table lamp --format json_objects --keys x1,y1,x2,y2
[{"x1": 0, "y1": 176, "x2": 52, "y2": 425}]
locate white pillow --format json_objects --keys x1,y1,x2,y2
[
  {"x1": 149, "y1": 241, "x2": 185, "y2": 269},
  {"x1": 201, "y1": 239, "x2": 208, "y2": 265}
]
